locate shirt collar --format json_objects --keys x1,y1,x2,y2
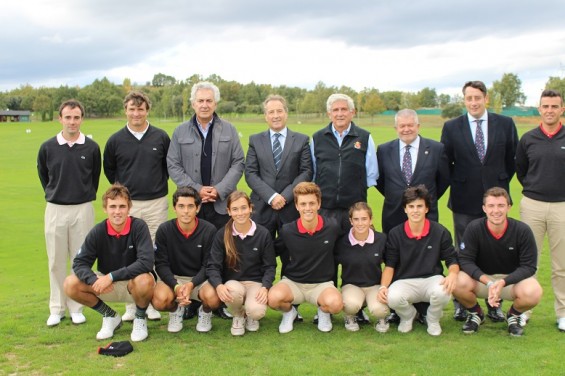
[
  {"x1": 297, "y1": 215, "x2": 324, "y2": 235},
  {"x1": 348, "y1": 228, "x2": 375, "y2": 247},
  {"x1": 404, "y1": 219, "x2": 430, "y2": 240},
  {"x1": 486, "y1": 218, "x2": 508, "y2": 240},
  {"x1": 540, "y1": 122, "x2": 563, "y2": 138},
  {"x1": 399, "y1": 135, "x2": 420, "y2": 150},
  {"x1": 467, "y1": 112, "x2": 487, "y2": 124},
  {"x1": 232, "y1": 219, "x2": 257, "y2": 239},
  {"x1": 126, "y1": 121, "x2": 150, "y2": 135},
  {"x1": 269, "y1": 127, "x2": 288, "y2": 138},
  {"x1": 106, "y1": 217, "x2": 132, "y2": 238},
  {"x1": 57, "y1": 131, "x2": 86, "y2": 147},
  {"x1": 331, "y1": 123, "x2": 352, "y2": 137},
  {"x1": 176, "y1": 218, "x2": 199, "y2": 239}
]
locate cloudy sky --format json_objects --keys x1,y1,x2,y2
[{"x1": 2, "y1": 0, "x2": 564, "y2": 105}]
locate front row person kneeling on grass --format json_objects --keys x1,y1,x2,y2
[
  {"x1": 335, "y1": 202, "x2": 389, "y2": 333},
  {"x1": 378, "y1": 185, "x2": 459, "y2": 336},
  {"x1": 268, "y1": 182, "x2": 343, "y2": 333},
  {"x1": 64, "y1": 184, "x2": 155, "y2": 342},
  {"x1": 151, "y1": 187, "x2": 221, "y2": 334},
  {"x1": 206, "y1": 191, "x2": 276, "y2": 336},
  {"x1": 452, "y1": 187, "x2": 542, "y2": 337}
]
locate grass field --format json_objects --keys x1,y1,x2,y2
[{"x1": 0, "y1": 114, "x2": 561, "y2": 375}]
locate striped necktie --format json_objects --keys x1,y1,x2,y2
[
  {"x1": 402, "y1": 144, "x2": 412, "y2": 184},
  {"x1": 273, "y1": 133, "x2": 282, "y2": 170},
  {"x1": 475, "y1": 119, "x2": 485, "y2": 163}
]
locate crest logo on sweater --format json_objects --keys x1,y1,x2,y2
[
  {"x1": 197, "y1": 244, "x2": 202, "y2": 248},
  {"x1": 324, "y1": 240, "x2": 329, "y2": 244},
  {"x1": 81, "y1": 156, "x2": 86, "y2": 159},
  {"x1": 460, "y1": 242, "x2": 465, "y2": 251},
  {"x1": 253, "y1": 248, "x2": 259, "y2": 252},
  {"x1": 354, "y1": 141, "x2": 362, "y2": 149}
]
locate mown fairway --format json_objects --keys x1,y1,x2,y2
[{"x1": 0, "y1": 114, "x2": 560, "y2": 375}]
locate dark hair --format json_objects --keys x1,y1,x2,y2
[
  {"x1": 293, "y1": 182, "x2": 321, "y2": 205},
  {"x1": 483, "y1": 187, "x2": 511, "y2": 205},
  {"x1": 402, "y1": 184, "x2": 431, "y2": 209},
  {"x1": 172, "y1": 186, "x2": 202, "y2": 207},
  {"x1": 349, "y1": 202, "x2": 373, "y2": 219},
  {"x1": 462, "y1": 81, "x2": 487, "y2": 96},
  {"x1": 123, "y1": 91, "x2": 152, "y2": 110},
  {"x1": 540, "y1": 89, "x2": 563, "y2": 105},
  {"x1": 224, "y1": 191, "x2": 253, "y2": 271},
  {"x1": 58, "y1": 99, "x2": 85, "y2": 117},
  {"x1": 102, "y1": 183, "x2": 132, "y2": 209}
]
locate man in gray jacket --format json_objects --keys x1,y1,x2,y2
[{"x1": 167, "y1": 81, "x2": 245, "y2": 229}]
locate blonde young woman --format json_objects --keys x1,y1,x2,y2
[
  {"x1": 207, "y1": 191, "x2": 277, "y2": 335},
  {"x1": 335, "y1": 202, "x2": 390, "y2": 332}
]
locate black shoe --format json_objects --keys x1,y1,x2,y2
[
  {"x1": 462, "y1": 311, "x2": 485, "y2": 334},
  {"x1": 507, "y1": 314, "x2": 524, "y2": 337},
  {"x1": 415, "y1": 312, "x2": 427, "y2": 326},
  {"x1": 213, "y1": 307, "x2": 232, "y2": 320},
  {"x1": 453, "y1": 300, "x2": 468, "y2": 321},
  {"x1": 183, "y1": 301, "x2": 201, "y2": 320},
  {"x1": 356, "y1": 309, "x2": 370, "y2": 325},
  {"x1": 486, "y1": 299, "x2": 505, "y2": 322},
  {"x1": 385, "y1": 312, "x2": 400, "y2": 325}
]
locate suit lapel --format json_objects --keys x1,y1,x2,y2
[
  {"x1": 461, "y1": 115, "x2": 483, "y2": 162},
  {"x1": 412, "y1": 137, "x2": 429, "y2": 181},
  {"x1": 259, "y1": 131, "x2": 277, "y2": 171},
  {"x1": 391, "y1": 141, "x2": 405, "y2": 183},
  {"x1": 278, "y1": 129, "x2": 294, "y2": 171},
  {"x1": 485, "y1": 112, "x2": 496, "y2": 161}
]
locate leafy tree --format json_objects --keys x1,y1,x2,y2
[
  {"x1": 78, "y1": 77, "x2": 123, "y2": 117},
  {"x1": 151, "y1": 73, "x2": 176, "y2": 87},
  {"x1": 53, "y1": 85, "x2": 79, "y2": 109},
  {"x1": 401, "y1": 92, "x2": 420, "y2": 109},
  {"x1": 33, "y1": 88, "x2": 54, "y2": 121},
  {"x1": 441, "y1": 103, "x2": 464, "y2": 119},
  {"x1": 418, "y1": 87, "x2": 438, "y2": 107},
  {"x1": 545, "y1": 76, "x2": 565, "y2": 99},
  {"x1": 438, "y1": 93, "x2": 451, "y2": 107},
  {"x1": 491, "y1": 73, "x2": 526, "y2": 107},
  {"x1": 359, "y1": 89, "x2": 385, "y2": 122},
  {"x1": 381, "y1": 91, "x2": 403, "y2": 111}
]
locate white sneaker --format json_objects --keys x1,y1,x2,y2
[
  {"x1": 317, "y1": 308, "x2": 332, "y2": 332},
  {"x1": 46, "y1": 314, "x2": 64, "y2": 327},
  {"x1": 375, "y1": 318, "x2": 390, "y2": 333},
  {"x1": 245, "y1": 317, "x2": 260, "y2": 332},
  {"x1": 427, "y1": 321, "x2": 442, "y2": 336},
  {"x1": 231, "y1": 316, "x2": 245, "y2": 336},
  {"x1": 279, "y1": 306, "x2": 298, "y2": 334},
  {"x1": 70, "y1": 312, "x2": 86, "y2": 325},
  {"x1": 196, "y1": 306, "x2": 213, "y2": 333},
  {"x1": 398, "y1": 309, "x2": 417, "y2": 333},
  {"x1": 122, "y1": 304, "x2": 136, "y2": 322},
  {"x1": 146, "y1": 304, "x2": 161, "y2": 320},
  {"x1": 557, "y1": 317, "x2": 565, "y2": 332},
  {"x1": 344, "y1": 315, "x2": 359, "y2": 332},
  {"x1": 96, "y1": 315, "x2": 122, "y2": 340},
  {"x1": 131, "y1": 318, "x2": 148, "y2": 342},
  {"x1": 168, "y1": 306, "x2": 184, "y2": 333}
]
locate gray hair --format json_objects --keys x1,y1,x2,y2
[
  {"x1": 394, "y1": 108, "x2": 419, "y2": 126},
  {"x1": 326, "y1": 93, "x2": 355, "y2": 112},
  {"x1": 263, "y1": 94, "x2": 288, "y2": 113},
  {"x1": 190, "y1": 81, "x2": 221, "y2": 103}
]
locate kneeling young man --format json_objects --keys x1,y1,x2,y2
[
  {"x1": 151, "y1": 187, "x2": 221, "y2": 333},
  {"x1": 268, "y1": 182, "x2": 343, "y2": 333},
  {"x1": 64, "y1": 184, "x2": 155, "y2": 341},
  {"x1": 378, "y1": 185, "x2": 459, "y2": 336},
  {"x1": 453, "y1": 187, "x2": 542, "y2": 336}
]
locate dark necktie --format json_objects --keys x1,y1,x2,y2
[
  {"x1": 273, "y1": 133, "x2": 282, "y2": 170},
  {"x1": 475, "y1": 119, "x2": 485, "y2": 163},
  {"x1": 402, "y1": 144, "x2": 412, "y2": 184}
]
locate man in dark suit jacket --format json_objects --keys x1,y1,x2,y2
[
  {"x1": 441, "y1": 80, "x2": 518, "y2": 321},
  {"x1": 245, "y1": 94, "x2": 313, "y2": 239},
  {"x1": 377, "y1": 109, "x2": 449, "y2": 234}
]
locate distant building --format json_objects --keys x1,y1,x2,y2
[{"x1": 0, "y1": 110, "x2": 32, "y2": 122}]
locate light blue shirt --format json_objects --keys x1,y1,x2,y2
[
  {"x1": 310, "y1": 123, "x2": 378, "y2": 187},
  {"x1": 399, "y1": 136, "x2": 420, "y2": 174},
  {"x1": 196, "y1": 118, "x2": 214, "y2": 139},
  {"x1": 467, "y1": 113, "x2": 488, "y2": 145}
]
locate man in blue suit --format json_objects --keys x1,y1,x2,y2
[
  {"x1": 377, "y1": 109, "x2": 449, "y2": 234},
  {"x1": 441, "y1": 80, "x2": 518, "y2": 321},
  {"x1": 245, "y1": 94, "x2": 313, "y2": 239}
]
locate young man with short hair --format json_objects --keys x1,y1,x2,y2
[
  {"x1": 64, "y1": 184, "x2": 155, "y2": 342},
  {"x1": 151, "y1": 187, "x2": 221, "y2": 333},
  {"x1": 268, "y1": 182, "x2": 343, "y2": 333},
  {"x1": 453, "y1": 187, "x2": 542, "y2": 336},
  {"x1": 37, "y1": 99, "x2": 101, "y2": 327},
  {"x1": 378, "y1": 185, "x2": 459, "y2": 336}
]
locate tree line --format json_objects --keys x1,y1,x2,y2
[{"x1": 2, "y1": 72, "x2": 564, "y2": 121}]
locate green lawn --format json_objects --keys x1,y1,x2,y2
[{"x1": 0, "y1": 114, "x2": 560, "y2": 375}]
